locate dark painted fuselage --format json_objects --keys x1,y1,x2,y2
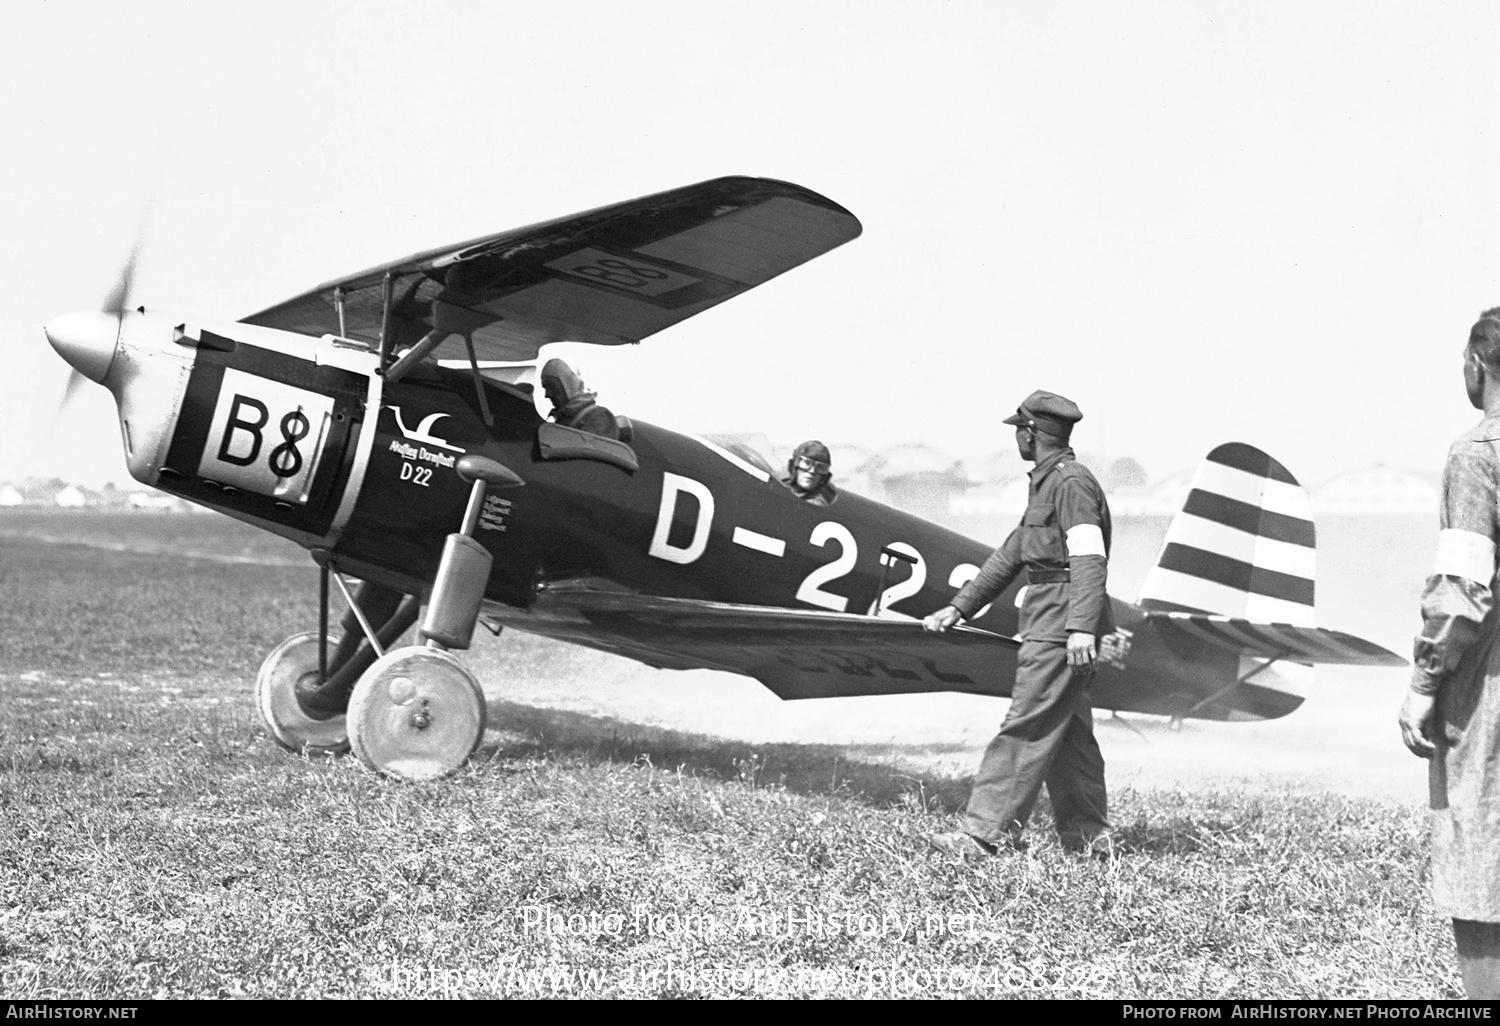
[
  {"x1": 325, "y1": 368, "x2": 1271, "y2": 719},
  {"x1": 146, "y1": 327, "x2": 1288, "y2": 722}
]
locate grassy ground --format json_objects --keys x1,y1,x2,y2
[{"x1": 0, "y1": 511, "x2": 1462, "y2": 998}]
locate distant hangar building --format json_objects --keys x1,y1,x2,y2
[
  {"x1": 949, "y1": 475, "x2": 1030, "y2": 519},
  {"x1": 943, "y1": 459, "x2": 1440, "y2": 524},
  {"x1": 1313, "y1": 466, "x2": 1438, "y2": 516},
  {"x1": 863, "y1": 445, "x2": 966, "y2": 520}
]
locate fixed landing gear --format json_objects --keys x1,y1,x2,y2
[
  {"x1": 346, "y1": 647, "x2": 486, "y2": 782},
  {"x1": 255, "y1": 455, "x2": 521, "y2": 781},
  {"x1": 254, "y1": 579, "x2": 418, "y2": 755},
  {"x1": 255, "y1": 632, "x2": 352, "y2": 756}
]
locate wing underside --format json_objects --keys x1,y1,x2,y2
[
  {"x1": 485, "y1": 586, "x2": 1020, "y2": 700},
  {"x1": 241, "y1": 176, "x2": 862, "y2": 363}
]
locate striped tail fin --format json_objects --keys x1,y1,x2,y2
[{"x1": 1139, "y1": 442, "x2": 1316, "y2": 626}]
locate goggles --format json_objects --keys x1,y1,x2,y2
[{"x1": 793, "y1": 457, "x2": 829, "y2": 474}]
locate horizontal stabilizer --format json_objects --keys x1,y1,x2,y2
[
  {"x1": 1143, "y1": 611, "x2": 1406, "y2": 667},
  {"x1": 489, "y1": 584, "x2": 1020, "y2": 700}
]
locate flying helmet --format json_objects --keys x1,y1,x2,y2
[{"x1": 788, "y1": 439, "x2": 832, "y2": 484}]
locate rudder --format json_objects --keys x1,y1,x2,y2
[{"x1": 1138, "y1": 442, "x2": 1317, "y2": 627}]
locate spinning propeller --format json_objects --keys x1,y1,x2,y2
[{"x1": 48, "y1": 241, "x2": 140, "y2": 410}]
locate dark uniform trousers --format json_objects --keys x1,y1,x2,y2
[
  {"x1": 952, "y1": 447, "x2": 1113, "y2": 847},
  {"x1": 964, "y1": 641, "x2": 1108, "y2": 846}
]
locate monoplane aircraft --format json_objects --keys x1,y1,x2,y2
[{"x1": 43, "y1": 176, "x2": 1404, "y2": 780}]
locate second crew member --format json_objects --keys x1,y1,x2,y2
[{"x1": 781, "y1": 440, "x2": 838, "y2": 506}]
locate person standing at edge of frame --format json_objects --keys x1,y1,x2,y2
[
  {"x1": 922, "y1": 389, "x2": 1114, "y2": 859},
  {"x1": 1400, "y1": 307, "x2": 1500, "y2": 999}
]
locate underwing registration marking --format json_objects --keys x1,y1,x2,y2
[
  {"x1": 546, "y1": 248, "x2": 701, "y2": 297},
  {"x1": 198, "y1": 368, "x2": 333, "y2": 504}
]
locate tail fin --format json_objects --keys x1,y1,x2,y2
[{"x1": 1139, "y1": 442, "x2": 1316, "y2": 626}]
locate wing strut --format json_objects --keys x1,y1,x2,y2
[
  {"x1": 383, "y1": 299, "x2": 499, "y2": 384},
  {"x1": 384, "y1": 329, "x2": 447, "y2": 382},
  {"x1": 463, "y1": 335, "x2": 494, "y2": 427},
  {"x1": 377, "y1": 272, "x2": 395, "y2": 371}
]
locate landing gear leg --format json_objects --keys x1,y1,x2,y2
[
  {"x1": 255, "y1": 577, "x2": 415, "y2": 754},
  {"x1": 324, "y1": 581, "x2": 407, "y2": 681},
  {"x1": 347, "y1": 457, "x2": 521, "y2": 781},
  {"x1": 295, "y1": 580, "x2": 418, "y2": 719}
]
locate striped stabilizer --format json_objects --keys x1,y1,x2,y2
[
  {"x1": 1139, "y1": 443, "x2": 1316, "y2": 626},
  {"x1": 1142, "y1": 612, "x2": 1406, "y2": 667}
]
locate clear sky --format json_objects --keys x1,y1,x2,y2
[{"x1": 5, "y1": 0, "x2": 1499, "y2": 490}]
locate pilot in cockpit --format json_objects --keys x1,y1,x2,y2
[
  {"x1": 781, "y1": 440, "x2": 838, "y2": 506},
  {"x1": 540, "y1": 358, "x2": 621, "y2": 440}
]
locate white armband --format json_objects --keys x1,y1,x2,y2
[
  {"x1": 1065, "y1": 524, "x2": 1107, "y2": 559},
  {"x1": 1434, "y1": 528, "x2": 1496, "y2": 585}
]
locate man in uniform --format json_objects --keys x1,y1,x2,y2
[
  {"x1": 923, "y1": 390, "x2": 1113, "y2": 857},
  {"x1": 540, "y1": 358, "x2": 621, "y2": 440},
  {"x1": 780, "y1": 440, "x2": 838, "y2": 506},
  {"x1": 1400, "y1": 308, "x2": 1500, "y2": 998}
]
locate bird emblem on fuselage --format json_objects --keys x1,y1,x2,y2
[{"x1": 385, "y1": 405, "x2": 464, "y2": 453}]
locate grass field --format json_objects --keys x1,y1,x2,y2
[{"x1": 0, "y1": 510, "x2": 1461, "y2": 998}]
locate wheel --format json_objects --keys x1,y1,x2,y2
[
  {"x1": 255, "y1": 632, "x2": 350, "y2": 756},
  {"x1": 346, "y1": 646, "x2": 487, "y2": 782}
]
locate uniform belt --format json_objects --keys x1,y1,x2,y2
[{"x1": 1028, "y1": 568, "x2": 1070, "y2": 584}]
